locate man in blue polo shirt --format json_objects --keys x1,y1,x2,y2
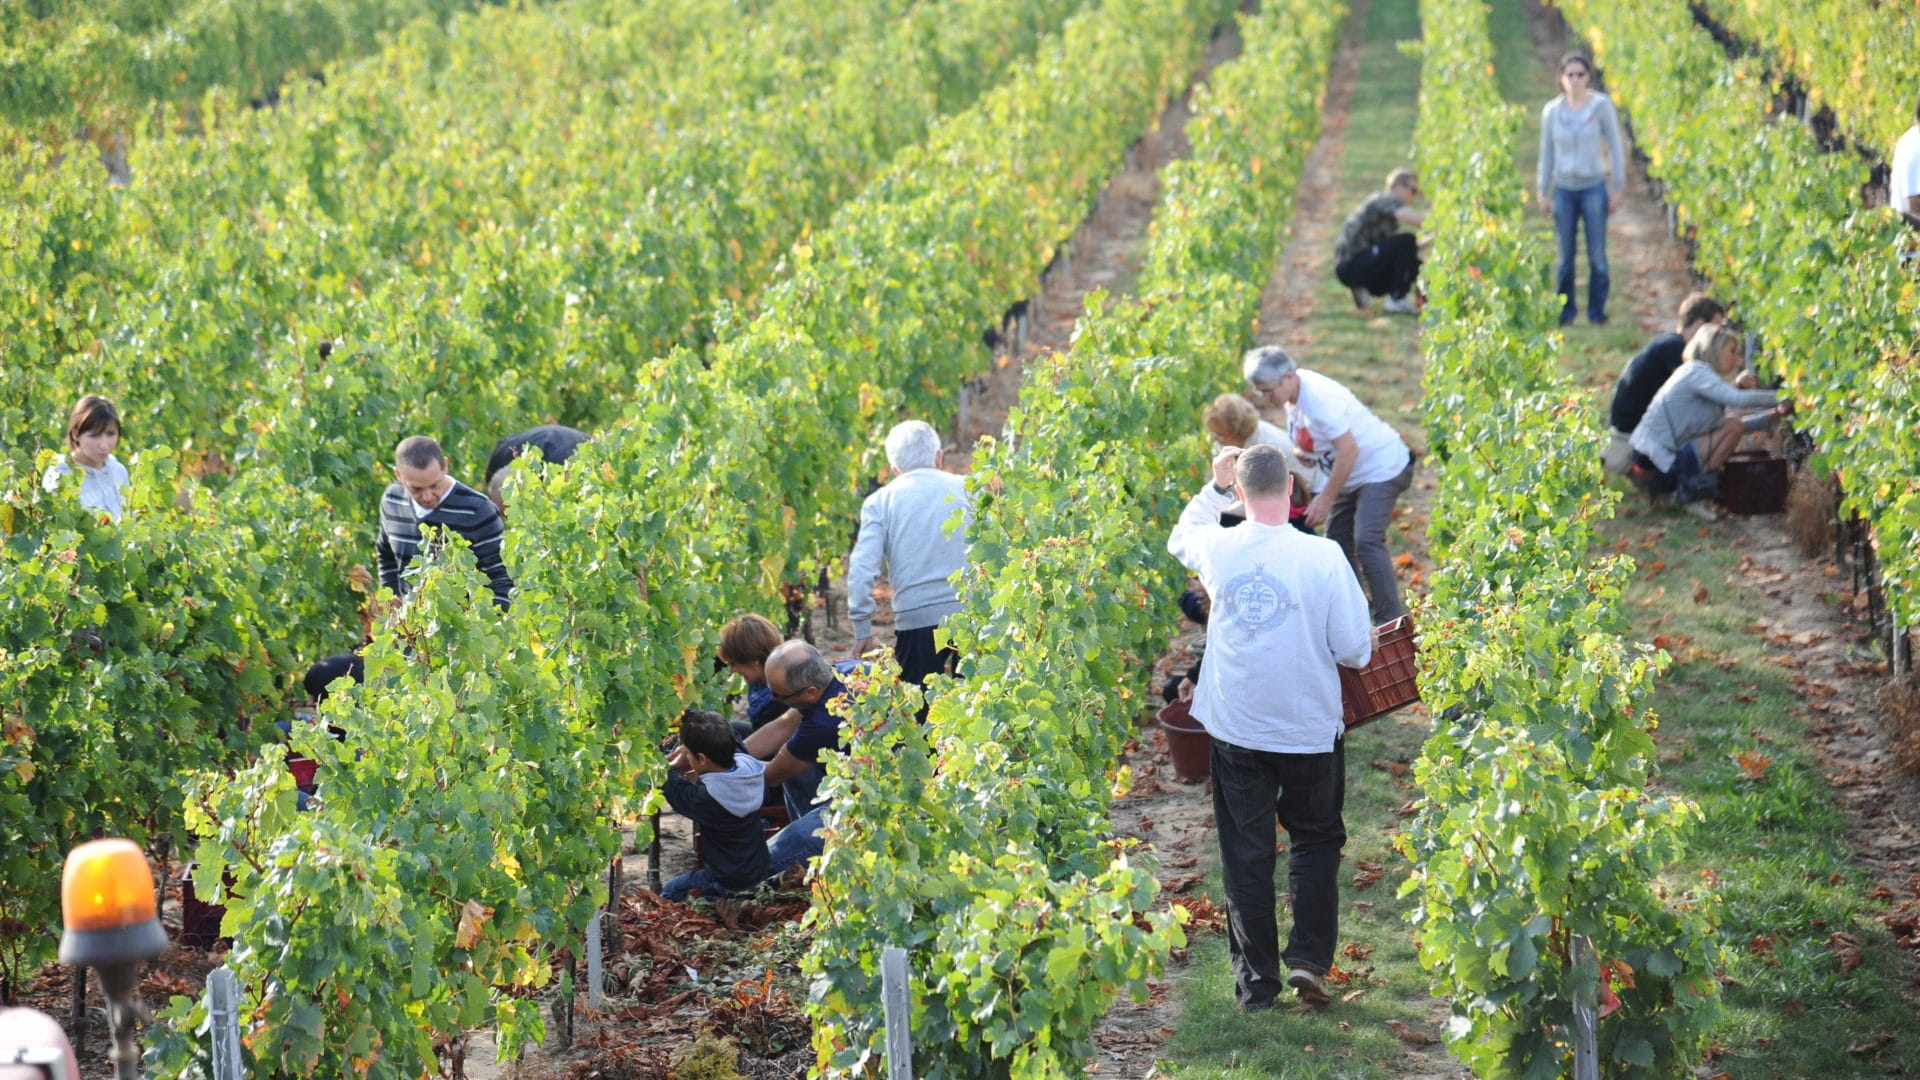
[{"x1": 741, "y1": 640, "x2": 864, "y2": 877}]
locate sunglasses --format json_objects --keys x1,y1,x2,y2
[{"x1": 767, "y1": 683, "x2": 810, "y2": 704}]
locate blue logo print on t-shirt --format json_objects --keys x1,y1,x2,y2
[{"x1": 1220, "y1": 563, "x2": 1301, "y2": 644}]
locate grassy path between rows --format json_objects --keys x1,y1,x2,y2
[{"x1": 1157, "y1": 0, "x2": 1458, "y2": 1075}]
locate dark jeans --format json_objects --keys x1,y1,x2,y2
[
  {"x1": 1327, "y1": 460, "x2": 1414, "y2": 622},
  {"x1": 895, "y1": 625, "x2": 958, "y2": 687},
  {"x1": 1211, "y1": 737, "x2": 1347, "y2": 1007},
  {"x1": 1335, "y1": 233, "x2": 1421, "y2": 299},
  {"x1": 1552, "y1": 183, "x2": 1610, "y2": 323},
  {"x1": 1629, "y1": 443, "x2": 1713, "y2": 502}
]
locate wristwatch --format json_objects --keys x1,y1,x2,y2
[{"x1": 1212, "y1": 481, "x2": 1233, "y2": 496}]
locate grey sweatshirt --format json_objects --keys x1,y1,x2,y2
[
  {"x1": 1538, "y1": 93, "x2": 1626, "y2": 196},
  {"x1": 1629, "y1": 361, "x2": 1779, "y2": 472},
  {"x1": 847, "y1": 467, "x2": 972, "y2": 639}
]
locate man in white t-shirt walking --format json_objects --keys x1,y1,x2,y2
[
  {"x1": 1890, "y1": 92, "x2": 1920, "y2": 224},
  {"x1": 1243, "y1": 345, "x2": 1414, "y2": 622},
  {"x1": 1168, "y1": 444, "x2": 1374, "y2": 1010}
]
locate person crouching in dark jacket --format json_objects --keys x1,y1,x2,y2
[{"x1": 661, "y1": 710, "x2": 772, "y2": 901}]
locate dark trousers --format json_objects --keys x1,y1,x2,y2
[
  {"x1": 1210, "y1": 736, "x2": 1347, "y2": 1008},
  {"x1": 1327, "y1": 460, "x2": 1414, "y2": 623},
  {"x1": 1335, "y1": 233, "x2": 1421, "y2": 300},
  {"x1": 895, "y1": 625, "x2": 958, "y2": 687}
]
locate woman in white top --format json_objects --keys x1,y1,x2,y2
[
  {"x1": 1205, "y1": 392, "x2": 1321, "y2": 534},
  {"x1": 1537, "y1": 51, "x2": 1626, "y2": 326},
  {"x1": 42, "y1": 395, "x2": 130, "y2": 522}
]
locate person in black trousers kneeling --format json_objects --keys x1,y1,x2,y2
[{"x1": 1333, "y1": 168, "x2": 1427, "y2": 316}]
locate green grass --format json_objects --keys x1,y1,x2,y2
[
  {"x1": 1159, "y1": 0, "x2": 1447, "y2": 1074},
  {"x1": 1492, "y1": 0, "x2": 1920, "y2": 1071}
]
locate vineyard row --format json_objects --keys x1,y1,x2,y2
[
  {"x1": 1396, "y1": 0, "x2": 1721, "y2": 1073},
  {"x1": 11, "y1": 0, "x2": 1309, "y2": 1072}
]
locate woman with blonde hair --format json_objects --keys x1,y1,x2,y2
[
  {"x1": 1628, "y1": 323, "x2": 1789, "y2": 519},
  {"x1": 1202, "y1": 392, "x2": 1322, "y2": 532}
]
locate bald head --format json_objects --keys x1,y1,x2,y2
[{"x1": 766, "y1": 640, "x2": 835, "y2": 702}]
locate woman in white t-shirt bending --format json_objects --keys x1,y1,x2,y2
[
  {"x1": 42, "y1": 395, "x2": 131, "y2": 522},
  {"x1": 1242, "y1": 346, "x2": 1413, "y2": 622}
]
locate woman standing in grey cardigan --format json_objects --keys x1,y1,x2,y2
[
  {"x1": 1629, "y1": 324, "x2": 1790, "y2": 520},
  {"x1": 1538, "y1": 52, "x2": 1626, "y2": 326}
]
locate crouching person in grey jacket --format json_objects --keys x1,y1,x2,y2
[
  {"x1": 1628, "y1": 323, "x2": 1791, "y2": 520},
  {"x1": 847, "y1": 420, "x2": 973, "y2": 687}
]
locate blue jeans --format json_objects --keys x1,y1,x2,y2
[
  {"x1": 1553, "y1": 183, "x2": 1610, "y2": 323},
  {"x1": 1210, "y1": 736, "x2": 1347, "y2": 1008},
  {"x1": 766, "y1": 805, "x2": 828, "y2": 877},
  {"x1": 1631, "y1": 441, "x2": 1706, "y2": 500}
]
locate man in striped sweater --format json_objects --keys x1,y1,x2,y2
[{"x1": 376, "y1": 435, "x2": 514, "y2": 609}]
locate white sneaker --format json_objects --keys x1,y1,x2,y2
[
  {"x1": 1680, "y1": 500, "x2": 1720, "y2": 522},
  {"x1": 1349, "y1": 285, "x2": 1372, "y2": 310},
  {"x1": 1383, "y1": 295, "x2": 1420, "y2": 315}
]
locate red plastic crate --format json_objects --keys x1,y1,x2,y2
[
  {"x1": 1340, "y1": 616, "x2": 1420, "y2": 730},
  {"x1": 287, "y1": 753, "x2": 318, "y2": 794}
]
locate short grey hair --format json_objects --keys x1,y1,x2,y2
[
  {"x1": 884, "y1": 420, "x2": 942, "y2": 472},
  {"x1": 1234, "y1": 444, "x2": 1293, "y2": 500},
  {"x1": 395, "y1": 435, "x2": 446, "y2": 470},
  {"x1": 768, "y1": 640, "x2": 835, "y2": 693},
  {"x1": 1241, "y1": 345, "x2": 1298, "y2": 386}
]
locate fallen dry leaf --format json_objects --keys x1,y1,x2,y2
[
  {"x1": 1847, "y1": 1033, "x2": 1896, "y2": 1057},
  {"x1": 1163, "y1": 873, "x2": 1203, "y2": 895},
  {"x1": 1826, "y1": 931, "x2": 1864, "y2": 975},
  {"x1": 1736, "y1": 750, "x2": 1773, "y2": 782},
  {"x1": 1385, "y1": 1020, "x2": 1441, "y2": 1047}
]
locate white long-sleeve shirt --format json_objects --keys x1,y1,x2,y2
[
  {"x1": 1167, "y1": 484, "x2": 1373, "y2": 753},
  {"x1": 42, "y1": 454, "x2": 130, "y2": 522},
  {"x1": 846, "y1": 467, "x2": 972, "y2": 639}
]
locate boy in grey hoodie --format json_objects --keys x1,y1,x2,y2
[
  {"x1": 661, "y1": 710, "x2": 772, "y2": 900},
  {"x1": 847, "y1": 420, "x2": 972, "y2": 686}
]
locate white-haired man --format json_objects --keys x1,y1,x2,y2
[
  {"x1": 1168, "y1": 444, "x2": 1374, "y2": 1011},
  {"x1": 1243, "y1": 346, "x2": 1413, "y2": 623},
  {"x1": 847, "y1": 420, "x2": 972, "y2": 686}
]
